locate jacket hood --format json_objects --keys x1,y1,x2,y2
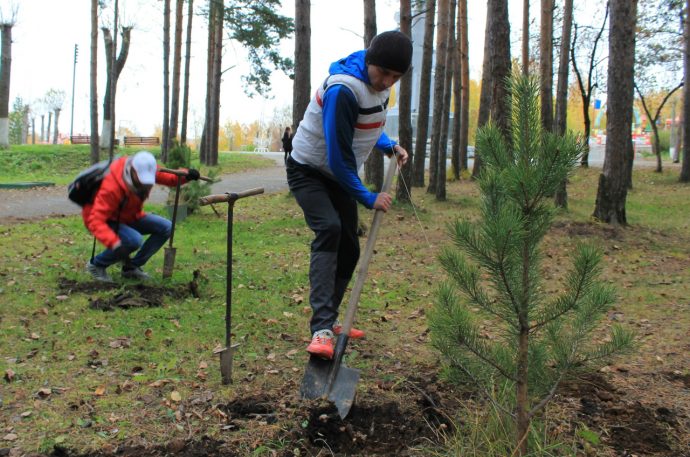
[{"x1": 328, "y1": 50, "x2": 370, "y2": 85}]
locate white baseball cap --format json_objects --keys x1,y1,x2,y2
[{"x1": 131, "y1": 151, "x2": 157, "y2": 185}]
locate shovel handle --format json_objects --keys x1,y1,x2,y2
[
  {"x1": 338, "y1": 158, "x2": 397, "y2": 343},
  {"x1": 159, "y1": 167, "x2": 214, "y2": 182},
  {"x1": 198, "y1": 188, "x2": 265, "y2": 206}
]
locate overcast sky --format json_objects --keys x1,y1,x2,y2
[{"x1": 3, "y1": 0, "x2": 601, "y2": 138}]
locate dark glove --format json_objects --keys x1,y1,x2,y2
[
  {"x1": 112, "y1": 245, "x2": 131, "y2": 262},
  {"x1": 186, "y1": 169, "x2": 200, "y2": 181}
]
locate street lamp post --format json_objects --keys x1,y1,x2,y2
[{"x1": 70, "y1": 43, "x2": 78, "y2": 140}]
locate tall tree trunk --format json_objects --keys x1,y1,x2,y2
[
  {"x1": 554, "y1": 0, "x2": 573, "y2": 208},
  {"x1": 210, "y1": 4, "x2": 223, "y2": 165},
  {"x1": 473, "y1": 0, "x2": 511, "y2": 179},
  {"x1": 363, "y1": 0, "x2": 383, "y2": 191},
  {"x1": 396, "y1": 0, "x2": 414, "y2": 203},
  {"x1": 292, "y1": 0, "x2": 311, "y2": 132},
  {"x1": 451, "y1": 0, "x2": 462, "y2": 180},
  {"x1": 0, "y1": 24, "x2": 12, "y2": 148},
  {"x1": 180, "y1": 0, "x2": 194, "y2": 146},
  {"x1": 162, "y1": 0, "x2": 171, "y2": 162},
  {"x1": 169, "y1": 0, "x2": 184, "y2": 143},
  {"x1": 200, "y1": 0, "x2": 215, "y2": 164},
  {"x1": 46, "y1": 112, "x2": 52, "y2": 144},
  {"x1": 675, "y1": 101, "x2": 683, "y2": 164},
  {"x1": 52, "y1": 109, "x2": 61, "y2": 144},
  {"x1": 459, "y1": 0, "x2": 469, "y2": 172},
  {"x1": 436, "y1": 0, "x2": 456, "y2": 201},
  {"x1": 90, "y1": 0, "x2": 99, "y2": 163},
  {"x1": 540, "y1": 0, "x2": 554, "y2": 131},
  {"x1": 413, "y1": 0, "x2": 436, "y2": 187},
  {"x1": 593, "y1": 0, "x2": 637, "y2": 224},
  {"x1": 427, "y1": 0, "x2": 450, "y2": 195},
  {"x1": 522, "y1": 0, "x2": 529, "y2": 75},
  {"x1": 100, "y1": 26, "x2": 131, "y2": 153},
  {"x1": 31, "y1": 117, "x2": 35, "y2": 144},
  {"x1": 40, "y1": 115, "x2": 44, "y2": 143},
  {"x1": 681, "y1": 0, "x2": 690, "y2": 182},
  {"x1": 572, "y1": 6, "x2": 608, "y2": 167},
  {"x1": 108, "y1": 0, "x2": 119, "y2": 160}
]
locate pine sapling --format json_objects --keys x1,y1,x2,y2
[{"x1": 429, "y1": 74, "x2": 634, "y2": 456}]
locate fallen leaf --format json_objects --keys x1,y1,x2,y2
[
  {"x1": 171, "y1": 320, "x2": 181, "y2": 328},
  {"x1": 30, "y1": 332, "x2": 40, "y2": 340},
  {"x1": 283, "y1": 311, "x2": 294, "y2": 318},
  {"x1": 94, "y1": 386, "x2": 106, "y2": 396},
  {"x1": 2, "y1": 433, "x2": 17, "y2": 441},
  {"x1": 4, "y1": 369, "x2": 15, "y2": 383},
  {"x1": 266, "y1": 352, "x2": 276, "y2": 361},
  {"x1": 285, "y1": 349, "x2": 298, "y2": 359},
  {"x1": 56, "y1": 295, "x2": 69, "y2": 301},
  {"x1": 144, "y1": 328, "x2": 153, "y2": 339},
  {"x1": 67, "y1": 353, "x2": 76, "y2": 361},
  {"x1": 20, "y1": 411, "x2": 31, "y2": 418},
  {"x1": 170, "y1": 391, "x2": 182, "y2": 402},
  {"x1": 148, "y1": 379, "x2": 172, "y2": 388},
  {"x1": 198, "y1": 361, "x2": 208, "y2": 369},
  {"x1": 37, "y1": 388, "x2": 52, "y2": 398}
]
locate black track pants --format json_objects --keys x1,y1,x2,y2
[{"x1": 286, "y1": 156, "x2": 360, "y2": 334}]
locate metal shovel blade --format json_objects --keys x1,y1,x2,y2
[
  {"x1": 219, "y1": 343, "x2": 240, "y2": 385},
  {"x1": 162, "y1": 246, "x2": 176, "y2": 278},
  {"x1": 300, "y1": 356, "x2": 333, "y2": 399},
  {"x1": 300, "y1": 355, "x2": 360, "y2": 419},
  {"x1": 327, "y1": 363, "x2": 360, "y2": 419}
]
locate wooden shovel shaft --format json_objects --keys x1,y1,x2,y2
[
  {"x1": 338, "y1": 158, "x2": 397, "y2": 341},
  {"x1": 198, "y1": 188, "x2": 264, "y2": 206},
  {"x1": 159, "y1": 167, "x2": 214, "y2": 182}
]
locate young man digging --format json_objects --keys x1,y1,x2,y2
[{"x1": 287, "y1": 31, "x2": 412, "y2": 359}]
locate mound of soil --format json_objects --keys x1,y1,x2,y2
[
  {"x1": 558, "y1": 373, "x2": 685, "y2": 456},
  {"x1": 57, "y1": 276, "x2": 199, "y2": 311}
]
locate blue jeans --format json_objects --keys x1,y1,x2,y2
[{"x1": 91, "y1": 214, "x2": 172, "y2": 269}]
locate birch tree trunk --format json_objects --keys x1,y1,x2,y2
[{"x1": 0, "y1": 24, "x2": 13, "y2": 148}]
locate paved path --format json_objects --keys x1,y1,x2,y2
[{"x1": 0, "y1": 153, "x2": 289, "y2": 223}]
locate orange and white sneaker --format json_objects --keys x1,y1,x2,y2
[
  {"x1": 332, "y1": 322, "x2": 366, "y2": 339},
  {"x1": 306, "y1": 329, "x2": 335, "y2": 359}
]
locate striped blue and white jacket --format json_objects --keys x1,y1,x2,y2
[{"x1": 291, "y1": 50, "x2": 397, "y2": 209}]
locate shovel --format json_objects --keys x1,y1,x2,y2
[
  {"x1": 198, "y1": 187, "x2": 265, "y2": 384},
  {"x1": 159, "y1": 168, "x2": 213, "y2": 278},
  {"x1": 300, "y1": 156, "x2": 398, "y2": 419}
]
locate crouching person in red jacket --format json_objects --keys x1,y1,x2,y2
[{"x1": 83, "y1": 151, "x2": 200, "y2": 282}]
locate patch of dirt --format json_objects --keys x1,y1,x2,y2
[
  {"x1": 551, "y1": 220, "x2": 623, "y2": 240},
  {"x1": 57, "y1": 276, "x2": 198, "y2": 311},
  {"x1": 558, "y1": 373, "x2": 688, "y2": 456}
]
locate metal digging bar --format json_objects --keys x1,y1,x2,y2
[{"x1": 198, "y1": 187, "x2": 265, "y2": 384}]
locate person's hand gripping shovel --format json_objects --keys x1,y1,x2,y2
[{"x1": 300, "y1": 156, "x2": 398, "y2": 419}]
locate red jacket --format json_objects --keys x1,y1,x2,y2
[{"x1": 82, "y1": 156, "x2": 187, "y2": 249}]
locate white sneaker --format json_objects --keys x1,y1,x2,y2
[{"x1": 86, "y1": 262, "x2": 113, "y2": 283}]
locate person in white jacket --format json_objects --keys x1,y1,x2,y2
[{"x1": 287, "y1": 31, "x2": 412, "y2": 359}]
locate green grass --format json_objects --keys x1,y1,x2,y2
[
  {"x1": 0, "y1": 145, "x2": 274, "y2": 184},
  {"x1": 1, "y1": 166, "x2": 690, "y2": 455}
]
